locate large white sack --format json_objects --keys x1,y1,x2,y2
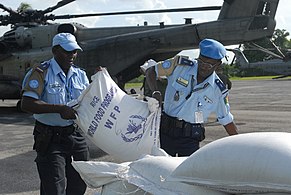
[
  {"x1": 72, "y1": 68, "x2": 165, "y2": 161},
  {"x1": 127, "y1": 155, "x2": 229, "y2": 195},
  {"x1": 169, "y1": 132, "x2": 291, "y2": 194}
]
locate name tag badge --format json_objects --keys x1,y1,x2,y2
[
  {"x1": 176, "y1": 77, "x2": 189, "y2": 87},
  {"x1": 49, "y1": 83, "x2": 61, "y2": 88},
  {"x1": 195, "y1": 111, "x2": 204, "y2": 123}
]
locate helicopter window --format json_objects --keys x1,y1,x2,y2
[
  {"x1": 57, "y1": 24, "x2": 76, "y2": 35},
  {"x1": 249, "y1": 1, "x2": 271, "y2": 30},
  {"x1": 256, "y1": 1, "x2": 271, "y2": 16}
]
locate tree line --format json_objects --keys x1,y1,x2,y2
[{"x1": 224, "y1": 29, "x2": 291, "y2": 77}]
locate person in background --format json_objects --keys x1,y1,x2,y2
[
  {"x1": 21, "y1": 33, "x2": 89, "y2": 195},
  {"x1": 146, "y1": 38, "x2": 238, "y2": 157},
  {"x1": 116, "y1": 74, "x2": 127, "y2": 93},
  {"x1": 140, "y1": 59, "x2": 167, "y2": 100},
  {"x1": 216, "y1": 65, "x2": 232, "y2": 90}
]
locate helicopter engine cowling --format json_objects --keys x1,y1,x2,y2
[
  {"x1": 2, "y1": 26, "x2": 32, "y2": 49},
  {"x1": 57, "y1": 23, "x2": 77, "y2": 35}
]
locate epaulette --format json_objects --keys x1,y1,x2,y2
[
  {"x1": 178, "y1": 56, "x2": 194, "y2": 66},
  {"x1": 35, "y1": 62, "x2": 50, "y2": 73},
  {"x1": 215, "y1": 79, "x2": 228, "y2": 94},
  {"x1": 72, "y1": 64, "x2": 86, "y2": 71}
]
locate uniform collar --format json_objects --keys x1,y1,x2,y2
[{"x1": 204, "y1": 72, "x2": 216, "y2": 88}]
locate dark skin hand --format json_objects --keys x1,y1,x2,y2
[
  {"x1": 21, "y1": 96, "x2": 77, "y2": 120},
  {"x1": 21, "y1": 45, "x2": 79, "y2": 119},
  {"x1": 224, "y1": 122, "x2": 239, "y2": 135}
]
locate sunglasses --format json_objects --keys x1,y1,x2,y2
[{"x1": 196, "y1": 58, "x2": 221, "y2": 69}]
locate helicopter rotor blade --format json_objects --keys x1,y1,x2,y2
[
  {"x1": 42, "y1": 0, "x2": 76, "y2": 14},
  {"x1": 0, "y1": 4, "x2": 18, "y2": 15},
  {"x1": 52, "y1": 6, "x2": 221, "y2": 20}
]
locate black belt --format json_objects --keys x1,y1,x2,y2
[
  {"x1": 160, "y1": 113, "x2": 205, "y2": 140},
  {"x1": 161, "y1": 113, "x2": 203, "y2": 129},
  {"x1": 35, "y1": 120, "x2": 76, "y2": 136}
]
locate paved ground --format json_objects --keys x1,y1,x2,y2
[{"x1": 0, "y1": 79, "x2": 291, "y2": 195}]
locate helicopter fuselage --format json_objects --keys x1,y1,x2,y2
[{"x1": 0, "y1": 0, "x2": 280, "y2": 105}]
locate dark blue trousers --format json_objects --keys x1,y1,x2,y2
[
  {"x1": 35, "y1": 130, "x2": 89, "y2": 195},
  {"x1": 160, "y1": 132, "x2": 200, "y2": 157}
]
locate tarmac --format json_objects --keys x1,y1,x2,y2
[{"x1": 0, "y1": 79, "x2": 291, "y2": 195}]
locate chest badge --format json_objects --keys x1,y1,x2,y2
[
  {"x1": 49, "y1": 83, "x2": 61, "y2": 88},
  {"x1": 176, "y1": 77, "x2": 189, "y2": 87},
  {"x1": 204, "y1": 95, "x2": 213, "y2": 104}
]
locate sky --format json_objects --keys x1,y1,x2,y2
[{"x1": 0, "y1": 0, "x2": 290, "y2": 61}]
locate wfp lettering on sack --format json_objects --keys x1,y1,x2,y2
[{"x1": 71, "y1": 68, "x2": 165, "y2": 161}]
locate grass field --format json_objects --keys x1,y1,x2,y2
[{"x1": 231, "y1": 75, "x2": 291, "y2": 80}]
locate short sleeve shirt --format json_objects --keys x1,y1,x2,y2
[
  {"x1": 155, "y1": 58, "x2": 233, "y2": 125},
  {"x1": 22, "y1": 58, "x2": 89, "y2": 126}
]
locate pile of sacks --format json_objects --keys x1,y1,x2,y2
[
  {"x1": 71, "y1": 69, "x2": 291, "y2": 194},
  {"x1": 73, "y1": 132, "x2": 291, "y2": 195}
]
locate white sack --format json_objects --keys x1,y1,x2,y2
[
  {"x1": 101, "y1": 180, "x2": 147, "y2": 195},
  {"x1": 127, "y1": 155, "x2": 229, "y2": 195},
  {"x1": 71, "y1": 161, "x2": 130, "y2": 188},
  {"x1": 72, "y1": 68, "x2": 165, "y2": 161},
  {"x1": 169, "y1": 132, "x2": 291, "y2": 194}
]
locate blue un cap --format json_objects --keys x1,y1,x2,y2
[
  {"x1": 52, "y1": 33, "x2": 83, "y2": 51},
  {"x1": 199, "y1": 38, "x2": 226, "y2": 60}
]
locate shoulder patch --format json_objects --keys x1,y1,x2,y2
[
  {"x1": 162, "y1": 60, "x2": 171, "y2": 69},
  {"x1": 72, "y1": 64, "x2": 86, "y2": 71},
  {"x1": 215, "y1": 79, "x2": 228, "y2": 94},
  {"x1": 36, "y1": 62, "x2": 50, "y2": 73},
  {"x1": 29, "y1": 80, "x2": 39, "y2": 89},
  {"x1": 178, "y1": 56, "x2": 194, "y2": 66}
]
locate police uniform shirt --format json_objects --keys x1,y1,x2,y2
[
  {"x1": 155, "y1": 57, "x2": 233, "y2": 125},
  {"x1": 22, "y1": 58, "x2": 89, "y2": 126}
]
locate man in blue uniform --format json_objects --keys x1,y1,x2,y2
[
  {"x1": 146, "y1": 38, "x2": 239, "y2": 157},
  {"x1": 21, "y1": 33, "x2": 89, "y2": 195}
]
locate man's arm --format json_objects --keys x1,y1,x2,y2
[
  {"x1": 145, "y1": 66, "x2": 159, "y2": 92},
  {"x1": 223, "y1": 122, "x2": 239, "y2": 135},
  {"x1": 21, "y1": 96, "x2": 76, "y2": 120},
  {"x1": 145, "y1": 67, "x2": 162, "y2": 106}
]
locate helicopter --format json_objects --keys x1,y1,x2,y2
[
  {"x1": 0, "y1": 0, "x2": 280, "y2": 110},
  {"x1": 229, "y1": 47, "x2": 291, "y2": 79}
]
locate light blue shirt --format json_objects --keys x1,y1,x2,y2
[
  {"x1": 22, "y1": 58, "x2": 89, "y2": 126},
  {"x1": 157, "y1": 60, "x2": 233, "y2": 125}
]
